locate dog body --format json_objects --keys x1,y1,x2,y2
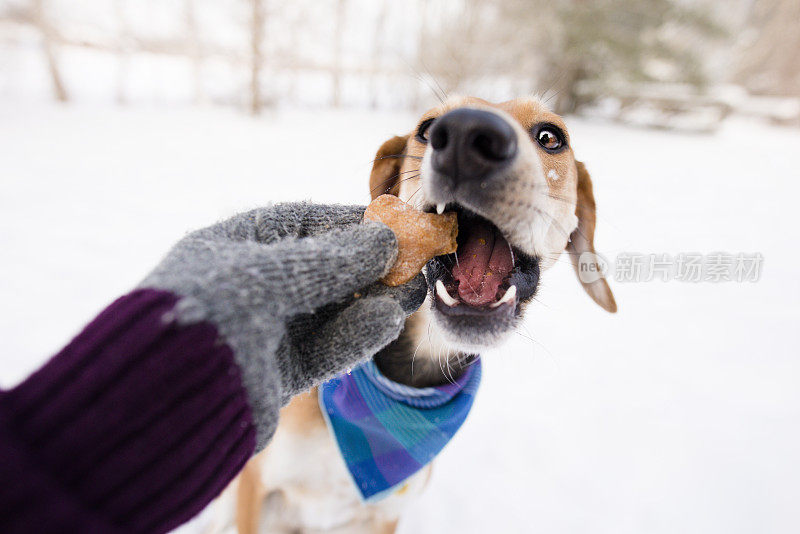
[{"x1": 229, "y1": 96, "x2": 615, "y2": 533}]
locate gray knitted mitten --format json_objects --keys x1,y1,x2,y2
[{"x1": 140, "y1": 202, "x2": 427, "y2": 450}]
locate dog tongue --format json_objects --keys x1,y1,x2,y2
[{"x1": 452, "y1": 221, "x2": 514, "y2": 306}]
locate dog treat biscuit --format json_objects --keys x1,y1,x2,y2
[{"x1": 364, "y1": 194, "x2": 458, "y2": 286}]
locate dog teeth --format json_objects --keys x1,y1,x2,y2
[
  {"x1": 436, "y1": 203, "x2": 446, "y2": 215},
  {"x1": 435, "y1": 280, "x2": 459, "y2": 307},
  {"x1": 490, "y1": 285, "x2": 517, "y2": 308}
]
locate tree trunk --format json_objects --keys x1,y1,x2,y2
[
  {"x1": 369, "y1": 0, "x2": 390, "y2": 108},
  {"x1": 33, "y1": 0, "x2": 67, "y2": 102},
  {"x1": 113, "y1": 0, "x2": 130, "y2": 105},
  {"x1": 411, "y1": 0, "x2": 430, "y2": 110},
  {"x1": 250, "y1": 0, "x2": 265, "y2": 115},
  {"x1": 736, "y1": 0, "x2": 800, "y2": 96},
  {"x1": 185, "y1": 0, "x2": 204, "y2": 106},
  {"x1": 331, "y1": 0, "x2": 346, "y2": 108}
]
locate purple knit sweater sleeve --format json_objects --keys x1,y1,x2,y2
[{"x1": 0, "y1": 289, "x2": 257, "y2": 533}]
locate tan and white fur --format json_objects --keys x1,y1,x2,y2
[{"x1": 223, "y1": 96, "x2": 616, "y2": 534}]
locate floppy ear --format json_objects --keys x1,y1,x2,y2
[
  {"x1": 369, "y1": 135, "x2": 410, "y2": 200},
  {"x1": 566, "y1": 161, "x2": 618, "y2": 313}
]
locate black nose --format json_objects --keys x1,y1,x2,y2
[{"x1": 429, "y1": 108, "x2": 517, "y2": 182}]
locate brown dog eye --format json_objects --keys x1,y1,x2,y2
[
  {"x1": 537, "y1": 128, "x2": 563, "y2": 151},
  {"x1": 416, "y1": 118, "x2": 435, "y2": 143}
]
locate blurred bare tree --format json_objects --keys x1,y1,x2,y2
[
  {"x1": 369, "y1": 0, "x2": 390, "y2": 109},
  {"x1": 414, "y1": 1, "x2": 530, "y2": 95},
  {"x1": 417, "y1": 0, "x2": 726, "y2": 114},
  {"x1": 735, "y1": 0, "x2": 800, "y2": 97},
  {"x1": 185, "y1": 0, "x2": 204, "y2": 106},
  {"x1": 3, "y1": 0, "x2": 798, "y2": 127},
  {"x1": 331, "y1": 0, "x2": 347, "y2": 108},
  {"x1": 1, "y1": 0, "x2": 69, "y2": 101},
  {"x1": 32, "y1": 0, "x2": 67, "y2": 102},
  {"x1": 533, "y1": 0, "x2": 726, "y2": 114},
  {"x1": 250, "y1": 0, "x2": 265, "y2": 115}
]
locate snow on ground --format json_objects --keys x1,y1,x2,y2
[{"x1": 1, "y1": 102, "x2": 799, "y2": 533}]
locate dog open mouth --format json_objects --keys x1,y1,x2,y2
[{"x1": 424, "y1": 205, "x2": 540, "y2": 317}]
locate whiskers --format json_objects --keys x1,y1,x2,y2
[
  {"x1": 405, "y1": 184, "x2": 424, "y2": 205},
  {"x1": 404, "y1": 58, "x2": 449, "y2": 106},
  {"x1": 374, "y1": 154, "x2": 423, "y2": 162},
  {"x1": 514, "y1": 323, "x2": 561, "y2": 371},
  {"x1": 370, "y1": 168, "x2": 422, "y2": 196},
  {"x1": 410, "y1": 323, "x2": 430, "y2": 380},
  {"x1": 531, "y1": 205, "x2": 573, "y2": 243},
  {"x1": 438, "y1": 345, "x2": 456, "y2": 385}
]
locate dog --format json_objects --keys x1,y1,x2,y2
[{"x1": 226, "y1": 96, "x2": 616, "y2": 534}]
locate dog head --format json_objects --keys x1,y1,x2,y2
[{"x1": 370, "y1": 96, "x2": 616, "y2": 353}]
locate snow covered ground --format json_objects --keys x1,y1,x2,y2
[{"x1": 1, "y1": 101, "x2": 799, "y2": 533}]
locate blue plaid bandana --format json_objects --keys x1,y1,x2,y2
[{"x1": 318, "y1": 359, "x2": 481, "y2": 502}]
